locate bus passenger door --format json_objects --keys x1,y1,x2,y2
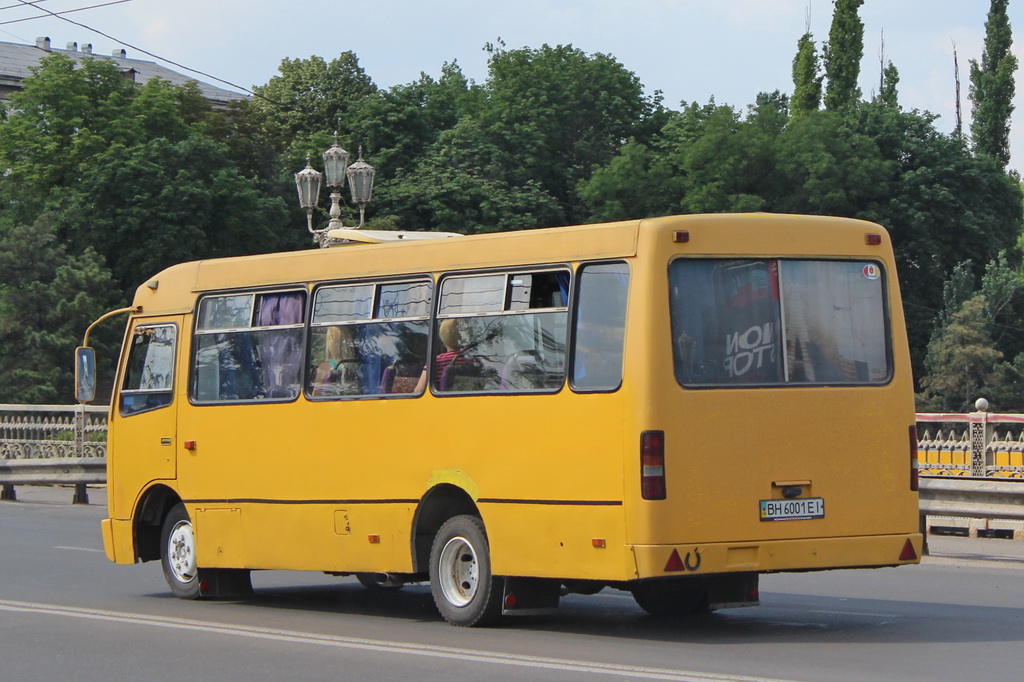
[{"x1": 108, "y1": 319, "x2": 181, "y2": 520}]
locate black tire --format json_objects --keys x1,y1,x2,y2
[
  {"x1": 160, "y1": 503, "x2": 203, "y2": 599},
  {"x1": 356, "y1": 572, "x2": 405, "y2": 591},
  {"x1": 428, "y1": 515, "x2": 503, "y2": 627},
  {"x1": 159, "y1": 503, "x2": 252, "y2": 600},
  {"x1": 631, "y1": 579, "x2": 710, "y2": 617}
]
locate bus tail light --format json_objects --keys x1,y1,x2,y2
[
  {"x1": 641, "y1": 430, "x2": 666, "y2": 500},
  {"x1": 909, "y1": 425, "x2": 919, "y2": 492}
]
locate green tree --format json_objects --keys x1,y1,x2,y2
[
  {"x1": 823, "y1": 0, "x2": 865, "y2": 111},
  {"x1": 878, "y1": 61, "x2": 900, "y2": 108},
  {"x1": 248, "y1": 52, "x2": 377, "y2": 151},
  {"x1": 0, "y1": 216, "x2": 119, "y2": 403},
  {"x1": 849, "y1": 101, "x2": 1023, "y2": 377},
  {"x1": 0, "y1": 55, "x2": 170, "y2": 220},
  {"x1": 934, "y1": 261, "x2": 976, "y2": 331},
  {"x1": 969, "y1": 0, "x2": 1017, "y2": 167},
  {"x1": 385, "y1": 118, "x2": 562, "y2": 234},
  {"x1": 670, "y1": 101, "x2": 774, "y2": 213},
  {"x1": 59, "y1": 137, "x2": 289, "y2": 291},
  {"x1": 979, "y1": 251, "x2": 1021, "y2": 349},
  {"x1": 481, "y1": 43, "x2": 660, "y2": 224},
  {"x1": 918, "y1": 295, "x2": 1002, "y2": 412},
  {"x1": 772, "y1": 109, "x2": 890, "y2": 216},
  {"x1": 576, "y1": 139, "x2": 681, "y2": 222},
  {"x1": 791, "y1": 32, "x2": 823, "y2": 117},
  {"x1": 349, "y1": 62, "x2": 484, "y2": 182},
  {"x1": 916, "y1": 249, "x2": 1024, "y2": 412}
]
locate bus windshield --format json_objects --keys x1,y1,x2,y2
[{"x1": 669, "y1": 259, "x2": 890, "y2": 387}]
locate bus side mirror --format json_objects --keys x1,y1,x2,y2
[{"x1": 75, "y1": 346, "x2": 96, "y2": 403}]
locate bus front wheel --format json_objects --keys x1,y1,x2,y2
[
  {"x1": 160, "y1": 503, "x2": 203, "y2": 599},
  {"x1": 428, "y1": 515, "x2": 503, "y2": 627}
]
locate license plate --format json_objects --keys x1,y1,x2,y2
[{"x1": 759, "y1": 497, "x2": 825, "y2": 521}]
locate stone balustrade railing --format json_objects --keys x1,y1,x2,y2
[
  {"x1": 0, "y1": 404, "x2": 108, "y2": 503},
  {"x1": 917, "y1": 398, "x2": 1024, "y2": 478}
]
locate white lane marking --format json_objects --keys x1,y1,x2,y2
[
  {"x1": 53, "y1": 546, "x2": 103, "y2": 553},
  {"x1": 799, "y1": 609, "x2": 900, "y2": 619},
  {"x1": 0, "y1": 599, "x2": 794, "y2": 682}
]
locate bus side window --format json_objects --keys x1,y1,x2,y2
[
  {"x1": 120, "y1": 324, "x2": 177, "y2": 416},
  {"x1": 571, "y1": 262, "x2": 630, "y2": 392},
  {"x1": 192, "y1": 290, "x2": 306, "y2": 403},
  {"x1": 307, "y1": 279, "x2": 431, "y2": 398},
  {"x1": 434, "y1": 270, "x2": 569, "y2": 394}
]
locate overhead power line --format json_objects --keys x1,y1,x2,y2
[
  {"x1": 13, "y1": 0, "x2": 258, "y2": 97},
  {"x1": 0, "y1": 0, "x2": 49, "y2": 12},
  {"x1": 0, "y1": 0, "x2": 132, "y2": 26}
]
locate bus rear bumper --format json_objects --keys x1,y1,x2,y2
[{"x1": 631, "y1": 532, "x2": 923, "y2": 579}]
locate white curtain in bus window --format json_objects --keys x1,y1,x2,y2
[
  {"x1": 435, "y1": 271, "x2": 569, "y2": 392},
  {"x1": 120, "y1": 325, "x2": 176, "y2": 416},
  {"x1": 308, "y1": 280, "x2": 432, "y2": 397},
  {"x1": 669, "y1": 260, "x2": 889, "y2": 386},
  {"x1": 572, "y1": 263, "x2": 630, "y2": 391},
  {"x1": 193, "y1": 291, "x2": 306, "y2": 402}
]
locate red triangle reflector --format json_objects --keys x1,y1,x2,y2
[
  {"x1": 899, "y1": 539, "x2": 918, "y2": 561},
  {"x1": 664, "y1": 549, "x2": 685, "y2": 572}
]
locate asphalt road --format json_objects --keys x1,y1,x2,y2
[{"x1": 2, "y1": 485, "x2": 1023, "y2": 682}]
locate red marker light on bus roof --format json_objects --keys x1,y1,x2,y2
[{"x1": 865, "y1": 233, "x2": 883, "y2": 245}]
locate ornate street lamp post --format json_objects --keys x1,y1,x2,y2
[
  {"x1": 346, "y1": 146, "x2": 376, "y2": 229},
  {"x1": 294, "y1": 153, "x2": 322, "y2": 241},
  {"x1": 294, "y1": 133, "x2": 375, "y2": 247},
  {"x1": 322, "y1": 134, "x2": 350, "y2": 231}
]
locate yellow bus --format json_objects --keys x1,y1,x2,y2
[{"x1": 86, "y1": 213, "x2": 922, "y2": 626}]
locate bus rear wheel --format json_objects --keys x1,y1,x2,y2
[
  {"x1": 160, "y1": 503, "x2": 251, "y2": 600},
  {"x1": 429, "y1": 515, "x2": 503, "y2": 627}
]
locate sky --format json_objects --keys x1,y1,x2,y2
[{"x1": 2, "y1": 0, "x2": 1023, "y2": 169}]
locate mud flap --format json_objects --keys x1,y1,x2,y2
[
  {"x1": 198, "y1": 568, "x2": 253, "y2": 599},
  {"x1": 501, "y1": 577, "x2": 561, "y2": 615},
  {"x1": 707, "y1": 572, "x2": 759, "y2": 610}
]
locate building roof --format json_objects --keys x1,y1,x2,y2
[{"x1": 0, "y1": 37, "x2": 248, "y2": 106}]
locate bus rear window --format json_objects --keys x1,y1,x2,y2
[{"x1": 669, "y1": 259, "x2": 890, "y2": 387}]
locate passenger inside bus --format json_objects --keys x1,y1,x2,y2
[
  {"x1": 312, "y1": 325, "x2": 361, "y2": 396},
  {"x1": 414, "y1": 318, "x2": 481, "y2": 392}
]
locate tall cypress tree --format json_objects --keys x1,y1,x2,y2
[
  {"x1": 823, "y1": 0, "x2": 865, "y2": 111},
  {"x1": 879, "y1": 62, "x2": 900, "y2": 108},
  {"x1": 969, "y1": 0, "x2": 1017, "y2": 167},
  {"x1": 792, "y1": 32, "x2": 823, "y2": 117}
]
